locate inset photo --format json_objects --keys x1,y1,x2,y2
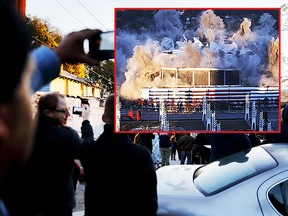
[{"x1": 114, "y1": 8, "x2": 280, "y2": 133}]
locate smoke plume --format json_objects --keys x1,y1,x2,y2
[{"x1": 116, "y1": 9, "x2": 279, "y2": 99}]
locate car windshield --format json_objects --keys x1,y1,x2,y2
[{"x1": 193, "y1": 146, "x2": 277, "y2": 196}]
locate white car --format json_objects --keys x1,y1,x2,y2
[{"x1": 156, "y1": 143, "x2": 288, "y2": 216}]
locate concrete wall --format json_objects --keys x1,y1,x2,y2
[
  {"x1": 49, "y1": 77, "x2": 100, "y2": 98},
  {"x1": 50, "y1": 78, "x2": 66, "y2": 93}
]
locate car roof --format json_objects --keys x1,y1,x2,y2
[
  {"x1": 261, "y1": 143, "x2": 288, "y2": 165},
  {"x1": 193, "y1": 143, "x2": 288, "y2": 196},
  {"x1": 157, "y1": 143, "x2": 288, "y2": 198}
]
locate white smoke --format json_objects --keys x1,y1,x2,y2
[{"x1": 116, "y1": 9, "x2": 279, "y2": 100}]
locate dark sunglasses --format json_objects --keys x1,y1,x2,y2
[{"x1": 53, "y1": 109, "x2": 70, "y2": 115}]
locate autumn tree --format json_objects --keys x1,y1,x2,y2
[
  {"x1": 24, "y1": 15, "x2": 114, "y2": 91},
  {"x1": 25, "y1": 15, "x2": 86, "y2": 78}
]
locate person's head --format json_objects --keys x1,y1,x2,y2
[
  {"x1": 37, "y1": 92, "x2": 70, "y2": 126},
  {"x1": 195, "y1": 133, "x2": 209, "y2": 145},
  {"x1": 282, "y1": 105, "x2": 288, "y2": 124},
  {"x1": 102, "y1": 94, "x2": 114, "y2": 125},
  {"x1": 0, "y1": 0, "x2": 36, "y2": 182}
]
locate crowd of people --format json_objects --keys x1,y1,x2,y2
[
  {"x1": 0, "y1": 1, "x2": 157, "y2": 215},
  {"x1": 1, "y1": 1, "x2": 288, "y2": 216},
  {"x1": 0, "y1": 1, "x2": 102, "y2": 215}
]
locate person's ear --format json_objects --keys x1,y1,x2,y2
[
  {"x1": 43, "y1": 109, "x2": 52, "y2": 116},
  {"x1": 0, "y1": 106, "x2": 12, "y2": 147},
  {"x1": 0, "y1": 114, "x2": 10, "y2": 180},
  {"x1": 0, "y1": 118, "x2": 9, "y2": 146},
  {"x1": 102, "y1": 114, "x2": 106, "y2": 123}
]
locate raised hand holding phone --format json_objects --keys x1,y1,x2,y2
[{"x1": 89, "y1": 31, "x2": 114, "y2": 61}]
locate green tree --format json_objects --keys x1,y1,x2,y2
[{"x1": 85, "y1": 60, "x2": 114, "y2": 97}]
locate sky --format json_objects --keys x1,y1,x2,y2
[
  {"x1": 26, "y1": 0, "x2": 287, "y2": 36},
  {"x1": 26, "y1": 0, "x2": 288, "y2": 94}
]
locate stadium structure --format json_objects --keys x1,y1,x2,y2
[
  {"x1": 142, "y1": 67, "x2": 278, "y2": 101},
  {"x1": 118, "y1": 67, "x2": 279, "y2": 132}
]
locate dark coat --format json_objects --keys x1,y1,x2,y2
[
  {"x1": 2, "y1": 115, "x2": 94, "y2": 216},
  {"x1": 139, "y1": 133, "x2": 155, "y2": 153},
  {"x1": 80, "y1": 124, "x2": 158, "y2": 216},
  {"x1": 264, "y1": 122, "x2": 288, "y2": 143},
  {"x1": 264, "y1": 106, "x2": 288, "y2": 143},
  {"x1": 159, "y1": 134, "x2": 172, "y2": 148},
  {"x1": 203, "y1": 133, "x2": 252, "y2": 162},
  {"x1": 178, "y1": 134, "x2": 194, "y2": 151}
]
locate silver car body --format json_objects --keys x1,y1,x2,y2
[{"x1": 156, "y1": 143, "x2": 288, "y2": 216}]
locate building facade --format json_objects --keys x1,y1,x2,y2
[{"x1": 37, "y1": 70, "x2": 101, "y2": 98}]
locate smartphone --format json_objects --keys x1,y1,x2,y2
[
  {"x1": 72, "y1": 106, "x2": 83, "y2": 115},
  {"x1": 89, "y1": 31, "x2": 114, "y2": 61}
]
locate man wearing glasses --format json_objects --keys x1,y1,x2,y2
[
  {"x1": 5, "y1": 92, "x2": 94, "y2": 216},
  {"x1": 38, "y1": 93, "x2": 71, "y2": 126}
]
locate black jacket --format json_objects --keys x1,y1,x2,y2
[
  {"x1": 178, "y1": 134, "x2": 194, "y2": 151},
  {"x1": 139, "y1": 133, "x2": 155, "y2": 153},
  {"x1": 203, "y1": 133, "x2": 252, "y2": 162},
  {"x1": 2, "y1": 115, "x2": 94, "y2": 215},
  {"x1": 159, "y1": 134, "x2": 171, "y2": 148},
  {"x1": 80, "y1": 124, "x2": 158, "y2": 216}
]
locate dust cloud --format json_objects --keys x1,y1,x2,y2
[{"x1": 116, "y1": 9, "x2": 279, "y2": 100}]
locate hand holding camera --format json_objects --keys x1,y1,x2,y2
[
  {"x1": 81, "y1": 104, "x2": 90, "y2": 121},
  {"x1": 72, "y1": 104, "x2": 90, "y2": 120},
  {"x1": 55, "y1": 29, "x2": 102, "y2": 65},
  {"x1": 55, "y1": 29, "x2": 113, "y2": 66},
  {"x1": 89, "y1": 31, "x2": 114, "y2": 61},
  {"x1": 72, "y1": 98, "x2": 90, "y2": 118}
]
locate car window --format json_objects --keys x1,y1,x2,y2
[
  {"x1": 268, "y1": 180, "x2": 288, "y2": 215},
  {"x1": 193, "y1": 146, "x2": 277, "y2": 196}
]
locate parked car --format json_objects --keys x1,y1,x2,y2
[{"x1": 156, "y1": 143, "x2": 288, "y2": 216}]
